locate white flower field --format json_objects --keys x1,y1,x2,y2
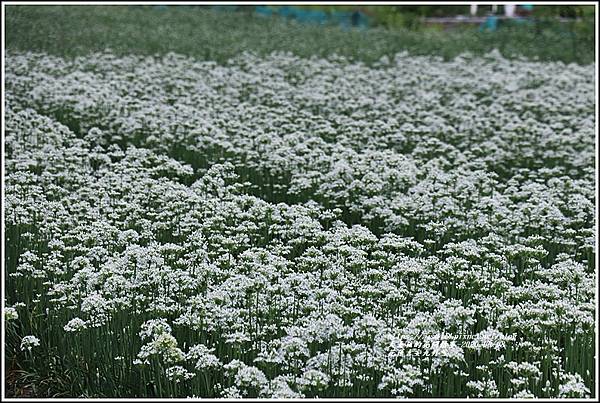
[{"x1": 3, "y1": 49, "x2": 596, "y2": 398}]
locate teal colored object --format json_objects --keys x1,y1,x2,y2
[
  {"x1": 480, "y1": 15, "x2": 498, "y2": 32},
  {"x1": 522, "y1": 4, "x2": 534, "y2": 11},
  {"x1": 211, "y1": 6, "x2": 370, "y2": 28}
]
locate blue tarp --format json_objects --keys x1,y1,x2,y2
[
  {"x1": 480, "y1": 15, "x2": 498, "y2": 32},
  {"x1": 155, "y1": 6, "x2": 371, "y2": 28},
  {"x1": 480, "y1": 15, "x2": 534, "y2": 32},
  {"x1": 241, "y1": 6, "x2": 369, "y2": 28}
]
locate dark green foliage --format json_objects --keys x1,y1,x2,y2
[{"x1": 5, "y1": 5, "x2": 595, "y2": 65}]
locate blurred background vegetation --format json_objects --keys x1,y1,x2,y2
[
  {"x1": 311, "y1": 4, "x2": 594, "y2": 28},
  {"x1": 5, "y1": 5, "x2": 595, "y2": 64}
]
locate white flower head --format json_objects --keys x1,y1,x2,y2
[
  {"x1": 64, "y1": 317, "x2": 87, "y2": 332},
  {"x1": 5, "y1": 307, "x2": 19, "y2": 321},
  {"x1": 165, "y1": 365, "x2": 196, "y2": 383},
  {"x1": 20, "y1": 335, "x2": 40, "y2": 351}
]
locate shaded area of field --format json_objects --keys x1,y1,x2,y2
[{"x1": 5, "y1": 5, "x2": 595, "y2": 64}]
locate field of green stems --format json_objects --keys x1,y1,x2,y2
[
  {"x1": 3, "y1": 23, "x2": 596, "y2": 399},
  {"x1": 5, "y1": 6, "x2": 595, "y2": 65}
]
